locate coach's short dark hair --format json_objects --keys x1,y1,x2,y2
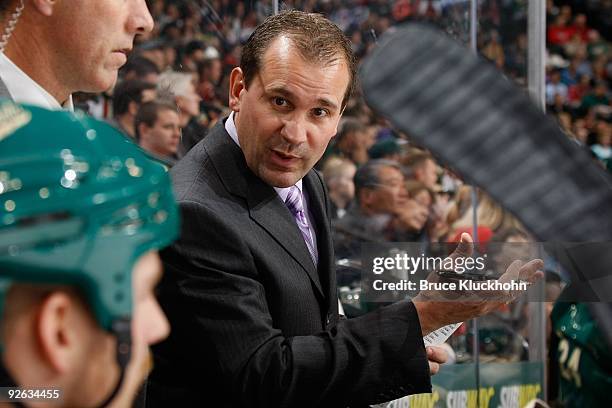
[{"x1": 240, "y1": 10, "x2": 356, "y2": 108}]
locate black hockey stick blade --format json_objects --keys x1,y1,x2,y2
[
  {"x1": 360, "y1": 23, "x2": 612, "y2": 243},
  {"x1": 360, "y1": 23, "x2": 612, "y2": 320}
]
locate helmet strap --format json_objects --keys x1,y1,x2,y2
[{"x1": 96, "y1": 318, "x2": 132, "y2": 408}]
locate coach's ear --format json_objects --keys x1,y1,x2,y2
[
  {"x1": 228, "y1": 67, "x2": 246, "y2": 113},
  {"x1": 31, "y1": 0, "x2": 58, "y2": 16}
]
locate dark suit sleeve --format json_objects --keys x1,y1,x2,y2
[{"x1": 155, "y1": 199, "x2": 431, "y2": 407}]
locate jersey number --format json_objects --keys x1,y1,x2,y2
[{"x1": 558, "y1": 339, "x2": 582, "y2": 387}]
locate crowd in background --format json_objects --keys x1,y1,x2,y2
[
  {"x1": 71, "y1": 0, "x2": 610, "y2": 360},
  {"x1": 0, "y1": 0, "x2": 612, "y2": 404},
  {"x1": 72, "y1": 0, "x2": 610, "y2": 252}
]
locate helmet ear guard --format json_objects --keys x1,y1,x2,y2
[
  {"x1": 0, "y1": 100, "x2": 179, "y2": 406},
  {"x1": 0, "y1": 99, "x2": 179, "y2": 333}
]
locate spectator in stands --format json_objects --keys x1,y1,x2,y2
[
  {"x1": 505, "y1": 33, "x2": 528, "y2": 79},
  {"x1": 556, "y1": 112, "x2": 573, "y2": 134},
  {"x1": 406, "y1": 180, "x2": 451, "y2": 243},
  {"x1": 120, "y1": 55, "x2": 161, "y2": 84},
  {"x1": 549, "y1": 93, "x2": 570, "y2": 115},
  {"x1": 322, "y1": 157, "x2": 357, "y2": 220},
  {"x1": 591, "y1": 121, "x2": 611, "y2": 163},
  {"x1": 158, "y1": 70, "x2": 206, "y2": 157},
  {"x1": 111, "y1": 79, "x2": 157, "y2": 139},
  {"x1": 0, "y1": 0, "x2": 153, "y2": 109},
  {"x1": 546, "y1": 69, "x2": 569, "y2": 105},
  {"x1": 330, "y1": 117, "x2": 375, "y2": 166},
  {"x1": 405, "y1": 180, "x2": 434, "y2": 210},
  {"x1": 368, "y1": 138, "x2": 402, "y2": 161},
  {"x1": 482, "y1": 30, "x2": 505, "y2": 69},
  {"x1": 196, "y1": 57, "x2": 224, "y2": 102},
  {"x1": 334, "y1": 160, "x2": 429, "y2": 258},
  {"x1": 448, "y1": 187, "x2": 525, "y2": 245},
  {"x1": 591, "y1": 54, "x2": 609, "y2": 82},
  {"x1": 548, "y1": 14, "x2": 573, "y2": 49},
  {"x1": 561, "y1": 58, "x2": 580, "y2": 87},
  {"x1": 136, "y1": 100, "x2": 181, "y2": 166},
  {"x1": 179, "y1": 40, "x2": 206, "y2": 72},
  {"x1": 573, "y1": 47, "x2": 593, "y2": 78},
  {"x1": 161, "y1": 41, "x2": 178, "y2": 71},
  {"x1": 570, "y1": 13, "x2": 591, "y2": 42},
  {"x1": 572, "y1": 117, "x2": 590, "y2": 144},
  {"x1": 138, "y1": 39, "x2": 167, "y2": 71},
  {"x1": 402, "y1": 150, "x2": 439, "y2": 191},
  {"x1": 158, "y1": 71, "x2": 201, "y2": 127},
  {"x1": 568, "y1": 72, "x2": 592, "y2": 106},
  {"x1": 581, "y1": 80, "x2": 610, "y2": 111},
  {"x1": 587, "y1": 30, "x2": 609, "y2": 59}
]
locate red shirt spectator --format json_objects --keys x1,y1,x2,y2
[
  {"x1": 569, "y1": 14, "x2": 592, "y2": 43},
  {"x1": 548, "y1": 15, "x2": 575, "y2": 46}
]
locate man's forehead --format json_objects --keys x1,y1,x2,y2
[
  {"x1": 159, "y1": 108, "x2": 179, "y2": 118},
  {"x1": 267, "y1": 35, "x2": 294, "y2": 62},
  {"x1": 258, "y1": 37, "x2": 349, "y2": 107},
  {"x1": 261, "y1": 35, "x2": 348, "y2": 72},
  {"x1": 379, "y1": 166, "x2": 403, "y2": 178}
]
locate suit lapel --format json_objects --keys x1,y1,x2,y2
[
  {"x1": 246, "y1": 178, "x2": 324, "y2": 298},
  {"x1": 303, "y1": 171, "x2": 335, "y2": 308},
  {"x1": 204, "y1": 122, "x2": 324, "y2": 298}
]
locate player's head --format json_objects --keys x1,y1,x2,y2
[{"x1": 0, "y1": 100, "x2": 178, "y2": 407}]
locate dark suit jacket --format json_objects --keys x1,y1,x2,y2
[{"x1": 146, "y1": 122, "x2": 431, "y2": 407}]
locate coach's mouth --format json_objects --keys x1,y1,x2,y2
[
  {"x1": 115, "y1": 47, "x2": 132, "y2": 55},
  {"x1": 270, "y1": 149, "x2": 300, "y2": 168}
]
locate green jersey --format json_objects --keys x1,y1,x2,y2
[{"x1": 551, "y1": 302, "x2": 612, "y2": 407}]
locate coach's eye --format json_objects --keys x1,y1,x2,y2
[
  {"x1": 273, "y1": 97, "x2": 288, "y2": 106},
  {"x1": 312, "y1": 108, "x2": 329, "y2": 117}
]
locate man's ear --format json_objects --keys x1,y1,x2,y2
[
  {"x1": 359, "y1": 189, "x2": 373, "y2": 207},
  {"x1": 128, "y1": 101, "x2": 139, "y2": 117},
  {"x1": 31, "y1": 0, "x2": 58, "y2": 17},
  {"x1": 137, "y1": 123, "x2": 150, "y2": 142},
  {"x1": 413, "y1": 166, "x2": 424, "y2": 180},
  {"x1": 36, "y1": 291, "x2": 81, "y2": 374},
  {"x1": 228, "y1": 67, "x2": 246, "y2": 112}
]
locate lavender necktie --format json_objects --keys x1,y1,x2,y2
[{"x1": 285, "y1": 186, "x2": 318, "y2": 265}]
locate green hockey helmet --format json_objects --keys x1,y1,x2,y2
[{"x1": 0, "y1": 100, "x2": 179, "y2": 332}]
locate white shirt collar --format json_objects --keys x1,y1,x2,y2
[
  {"x1": 0, "y1": 52, "x2": 74, "y2": 111},
  {"x1": 225, "y1": 111, "x2": 303, "y2": 201}
]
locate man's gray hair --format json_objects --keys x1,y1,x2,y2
[{"x1": 158, "y1": 71, "x2": 194, "y2": 99}]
